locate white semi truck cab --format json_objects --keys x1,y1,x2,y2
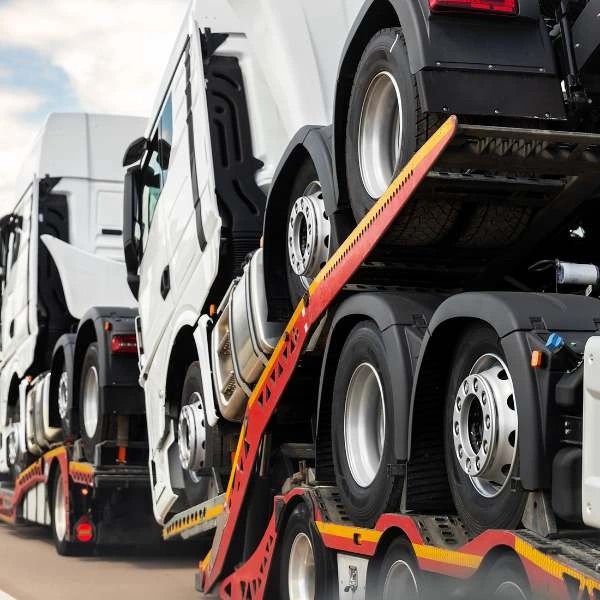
[{"x1": 0, "y1": 112, "x2": 146, "y2": 478}]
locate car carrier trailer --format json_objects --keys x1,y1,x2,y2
[
  {"x1": 152, "y1": 118, "x2": 600, "y2": 599},
  {"x1": 0, "y1": 438, "x2": 157, "y2": 555}
]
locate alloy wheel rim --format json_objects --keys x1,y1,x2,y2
[
  {"x1": 288, "y1": 180, "x2": 330, "y2": 289},
  {"x1": 178, "y1": 392, "x2": 207, "y2": 481},
  {"x1": 452, "y1": 354, "x2": 518, "y2": 498},
  {"x1": 58, "y1": 370, "x2": 69, "y2": 421},
  {"x1": 288, "y1": 532, "x2": 316, "y2": 600},
  {"x1": 82, "y1": 365, "x2": 99, "y2": 439},
  {"x1": 344, "y1": 362, "x2": 386, "y2": 488},
  {"x1": 358, "y1": 71, "x2": 403, "y2": 199},
  {"x1": 54, "y1": 475, "x2": 67, "y2": 542},
  {"x1": 383, "y1": 559, "x2": 420, "y2": 600}
]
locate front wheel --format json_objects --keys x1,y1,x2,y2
[
  {"x1": 285, "y1": 159, "x2": 331, "y2": 307},
  {"x1": 177, "y1": 362, "x2": 223, "y2": 507},
  {"x1": 331, "y1": 321, "x2": 402, "y2": 527},
  {"x1": 444, "y1": 325, "x2": 527, "y2": 534}
]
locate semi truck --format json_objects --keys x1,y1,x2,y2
[
  {"x1": 119, "y1": 0, "x2": 600, "y2": 597},
  {"x1": 0, "y1": 113, "x2": 159, "y2": 554}
]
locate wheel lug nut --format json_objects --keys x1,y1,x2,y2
[
  {"x1": 454, "y1": 422, "x2": 459, "y2": 435},
  {"x1": 457, "y1": 397, "x2": 462, "y2": 410},
  {"x1": 473, "y1": 378, "x2": 479, "y2": 392},
  {"x1": 481, "y1": 392, "x2": 486, "y2": 405},
  {"x1": 466, "y1": 458, "x2": 471, "y2": 470},
  {"x1": 463, "y1": 381, "x2": 469, "y2": 394},
  {"x1": 483, "y1": 440, "x2": 489, "y2": 454},
  {"x1": 458, "y1": 445, "x2": 463, "y2": 458},
  {"x1": 475, "y1": 457, "x2": 480, "y2": 470},
  {"x1": 485, "y1": 416, "x2": 491, "y2": 429}
]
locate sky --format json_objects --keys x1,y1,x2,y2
[{"x1": 0, "y1": 0, "x2": 188, "y2": 214}]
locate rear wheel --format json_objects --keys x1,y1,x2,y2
[
  {"x1": 80, "y1": 343, "x2": 111, "y2": 462},
  {"x1": 279, "y1": 503, "x2": 335, "y2": 600},
  {"x1": 50, "y1": 469, "x2": 79, "y2": 556},
  {"x1": 345, "y1": 28, "x2": 452, "y2": 238},
  {"x1": 481, "y1": 554, "x2": 531, "y2": 600},
  {"x1": 285, "y1": 159, "x2": 331, "y2": 307},
  {"x1": 331, "y1": 321, "x2": 401, "y2": 527},
  {"x1": 177, "y1": 362, "x2": 222, "y2": 507},
  {"x1": 374, "y1": 537, "x2": 425, "y2": 600},
  {"x1": 444, "y1": 325, "x2": 527, "y2": 534}
]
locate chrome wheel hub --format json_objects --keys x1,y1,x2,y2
[
  {"x1": 288, "y1": 532, "x2": 315, "y2": 600},
  {"x1": 383, "y1": 559, "x2": 420, "y2": 600},
  {"x1": 54, "y1": 475, "x2": 67, "y2": 542},
  {"x1": 288, "y1": 181, "x2": 330, "y2": 289},
  {"x1": 82, "y1": 365, "x2": 99, "y2": 439},
  {"x1": 178, "y1": 392, "x2": 207, "y2": 474},
  {"x1": 58, "y1": 370, "x2": 69, "y2": 421},
  {"x1": 344, "y1": 362, "x2": 386, "y2": 488},
  {"x1": 358, "y1": 71, "x2": 403, "y2": 199},
  {"x1": 452, "y1": 354, "x2": 518, "y2": 498}
]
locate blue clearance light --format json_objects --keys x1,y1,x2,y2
[{"x1": 546, "y1": 333, "x2": 565, "y2": 353}]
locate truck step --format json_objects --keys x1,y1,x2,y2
[{"x1": 163, "y1": 493, "x2": 225, "y2": 541}]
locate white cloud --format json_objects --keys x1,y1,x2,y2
[
  {"x1": 0, "y1": 0, "x2": 187, "y2": 115},
  {"x1": 0, "y1": 88, "x2": 44, "y2": 214},
  {"x1": 0, "y1": 0, "x2": 187, "y2": 211}
]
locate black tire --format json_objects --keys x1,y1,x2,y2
[
  {"x1": 50, "y1": 469, "x2": 77, "y2": 556},
  {"x1": 278, "y1": 503, "x2": 336, "y2": 600},
  {"x1": 479, "y1": 554, "x2": 531, "y2": 600},
  {"x1": 331, "y1": 321, "x2": 402, "y2": 527},
  {"x1": 285, "y1": 159, "x2": 330, "y2": 308},
  {"x1": 444, "y1": 325, "x2": 527, "y2": 535},
  {"x1": 178, "y1": 362, "x2": 223, "y2": 507},
  {"x1": 79, "y1": 343, "x2": 112, "y2": 462},
  {"x1": 373, "y1": 537, "x2": 425, "y2": 600},
  {"x1": 345, "y1": 28, "x2": 456, "y2": 245}
]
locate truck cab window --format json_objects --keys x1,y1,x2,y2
[{"x1": 139, "y1": 95, "x2": 173, "y2": 250}]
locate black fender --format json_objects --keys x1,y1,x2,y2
[
  {"x1": 411, "y1": 292, "x2": 600, "y2": 493},
  {"x1": 49, "y1": 333, "x2": 77, "y2": 434},
  {"x1": 332, "y1": 0, "x2": 562, "y2": 205},
  {"x1": 263, "y1": 125, "x2": 353, "y2": 321},
  {"x1": 72, "y1": 306, "x2": 143, "y2": 418},
  {"x1": 314, "y1": 291, "x2": 444, "y2": 480}
]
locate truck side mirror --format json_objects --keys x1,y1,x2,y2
[
  {"x1": 122, "y1": 136, "x2": 148, "y2": 168},
  {"x1": 123, "y1": 166, "x2": 142, "y2": 299}
]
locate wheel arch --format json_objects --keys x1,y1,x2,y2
[
  {"x1": 408, "y1": 291, "x2": 600, "y2": 510},
  {"x1": 314, "y1": 292, "x2": 442, "y2": 481},
  {"x1": 263, "y1": 125, "x2": 346, "y2": 321},
  {"x1": 164, "y1": 324, "x2": 199, "y2": 419}
]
